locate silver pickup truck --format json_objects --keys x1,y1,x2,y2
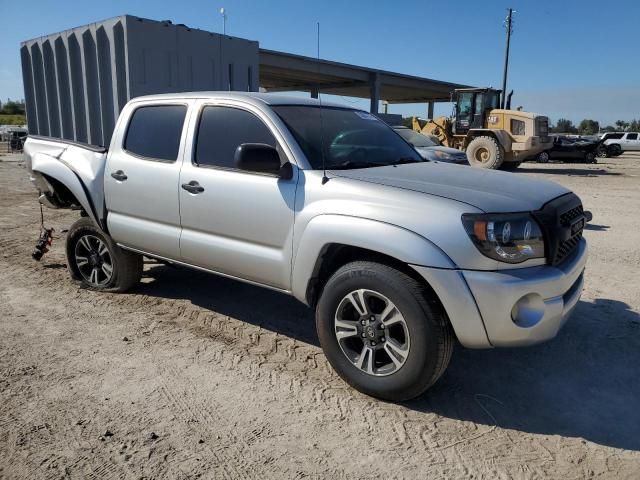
[{"x1": 24, "y1": 92, "x2": 589, "y2": 401}]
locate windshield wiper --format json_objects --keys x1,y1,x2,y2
[
  {"x1": 388, "y1": 157, "x2": 424, "y2": 166},
  {"x1": 328, "y1": 160, "x2": 383, "y2": 170}
]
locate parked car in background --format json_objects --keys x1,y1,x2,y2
[
  {"x1": 600, "y1": 132, "x2": 640, "y2": 157},
  {"x1": 393, "y1": 126, "x2": 468, "y2": 164},
  {"x1": 536, "y1": 135, "x2": 599, "y2": 163}
]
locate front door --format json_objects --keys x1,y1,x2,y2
[
  {"x1": 455, "y1": 92, "x2": 473, "y2": 134},
  {"x1": 178, "y1": 102, "x2": 298, "y2": 290},
  {"x1": 105, "y1": 101, "x2": 191, "y2": 259}
]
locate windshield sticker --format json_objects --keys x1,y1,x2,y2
[{"x1": 354, "y1": 111, "x2": 378, "y2": 121}]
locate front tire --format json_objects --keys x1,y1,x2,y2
[
  {"x1": 66, "y1": 217, "x2": 142, "y2": 292},
  {"x1": 596, "y1": 145, "x2": 609, "y2": 158},
  {"x1": 466, "y1": 136, "x2": 504, "y2": 169},
  {"x1": 585, "y1": 151, "x2": 597, "y2": 164},
  {"x1": 316, "y1": 261, "x2": 454, "y2": 401}
]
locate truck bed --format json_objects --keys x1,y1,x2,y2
[{"x1": 24, "y1": 135, "x2": 109, "y2": 224}]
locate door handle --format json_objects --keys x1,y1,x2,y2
[
  {"x1": 181, "y1": 181, "x2": 205, "y2": 194},
  {"x1": 110, "y1": 170, "x2": 128, "y2": 181}
]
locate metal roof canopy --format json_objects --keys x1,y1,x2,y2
[{"x1": 259, "y1": 49, "x2": 470, "y2": 112}]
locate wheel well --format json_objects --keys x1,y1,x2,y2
[
  {"x1": 41, "y1": 174, "x2": 82, "y2": 209},
  {"x1": 463, "y1": 131, "x2": 498, "y2": 149},
  {"x1": 305, "y1": 244, "x2": 444, "y2": 312}
]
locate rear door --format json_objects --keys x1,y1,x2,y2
[
  {"x1": 178, "y1": 100, "x2": 298, "y2": 290},
  {"x1": 104, "y1": 100, "x2": 191, "y2": 259},
  {"x1": 624, "y1": 133, "x2": 640, "y2": 151}
]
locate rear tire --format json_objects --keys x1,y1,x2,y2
[
  {"x1": 466, "y1": 136, "x2": 504, "y2": 169},
  {"x1": 585, "y1": 152, "x2": 597, "y2": 164},
  {"x1": 316, "y1": 261, "x2": 454, "y2": 402},
  {"x1": 537, "y1": 151, "x2": 551, "y2": 163},
  {"x1": 66, "y1": 217, "x2": 142, "y2": 292},
  {"x1": 608, "y1": 144, "x2": 622, "y2": 157}
]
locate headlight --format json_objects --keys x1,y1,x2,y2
[
  {"x1": 431, "y1": 150, "x2": 453, "y2": 160},
  {"x1": 462, "y1": 213, "x2": 545, "y2": 263}
]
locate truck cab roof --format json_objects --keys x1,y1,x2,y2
[{"x1": 131, "y1": 91, "x2": 350, "y2": 109}]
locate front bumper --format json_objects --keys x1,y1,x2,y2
[
  {"x1": 463, "y1": 238, "x2": 587, "y2": 347},
  {"x1": 412, "y1": 238, "x2": 587, "y2": 348}
]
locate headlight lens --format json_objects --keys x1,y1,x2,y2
[
  {"x1": 462, "y1": 213, "x2": 545, "y2": 263},
  {"x1": 432, "y1": 150, "x2": 453, "y2": 160}
]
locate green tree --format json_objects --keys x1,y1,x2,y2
[
  {"x1": 601, "y1": 125, "x2": 616, "y2": 133},
  {"x1": 554, "y1": 118, "x2": 576, "y2": 133},
  {"x1": 614, "y1": 120, "x2": 630, "y2": 132},
  {"x1": 577, "y1": 119, "x2": 600, "y2": 135},
  {"x1": 0, "y1": 100, "x2": 25, "y2": 115},
  {"x1": 629, "y1": 119, "x2": 640, "y2": 132}
]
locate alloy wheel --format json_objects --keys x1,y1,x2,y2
[
  {"x1": 74, "y1": 234, "x2": 113, "y2": 287},
  {"x1": 334, "y1": 289, "x2": 410, "y2": 376}
]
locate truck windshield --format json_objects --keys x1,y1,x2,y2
[
  {"x1": 272, "y1": 105, "x2": 423, "y2": 170},
  {"x1": 394, "y1": 128, "x2": 438, "y2": 147}
]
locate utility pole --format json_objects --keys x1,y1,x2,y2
[
  {"x1": 220, "y1": 7, "x2": 227, "y2": 35},
  {"x1": 501, "y1": 8, "x2": 513, "y2": 109}
]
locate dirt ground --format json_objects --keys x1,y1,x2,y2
[{"x1": 1, "y1": 151, "x2": 639, "y2": 479}]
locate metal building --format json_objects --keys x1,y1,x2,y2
[
  {"x1": 21, "y1": 15, "x2": 468, "y2": 146},
  {"x1": 21, "y1": 16, "x2": 259, "y2": 145}
]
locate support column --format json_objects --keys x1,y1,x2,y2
[
  {"x1": 369, "y1": 72, "x2": 380, "y2": 114},
  {"x1": 310, "y1": 87, "x2": 319, "y2": 99},
  {"x1": 427, "y1": 101, "x2": 434, "y2": 119}
]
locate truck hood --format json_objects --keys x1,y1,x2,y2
[{"x1": 329, "y1": 161, "x2": 569, "y2": 212}]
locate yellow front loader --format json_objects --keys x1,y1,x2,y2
[{"x1": 413, "y1": 88, "x2": 552, "y2": 170}]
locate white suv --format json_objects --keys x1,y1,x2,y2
[{"x1": 601, "y1": 132, "x2": 640, "y2": 156}]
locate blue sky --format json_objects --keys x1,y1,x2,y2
[{"x1": 1, "y1": 0, "x2": 639, "y2": 125}]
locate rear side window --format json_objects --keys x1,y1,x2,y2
[
  {"x1": 124, "y1": 105, "x2": 187, "y2": 161},
  {"x1": 511, "y1": 119, "x2": 526, "y2": 136},
  {"x1": 194, "y1": 106, "x2": 276, "y2": 168},
  {"x1": 626, "y1": 133, "x2": 638, "y2": 140}
]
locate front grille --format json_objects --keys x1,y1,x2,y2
[
  {"x1": 560, "y1": 204, "x2": 583, "y2": 226},
  {"x1": 554, "y1": 204, "x2": 584, "y2": 264},
  {"x1": 533, "y1": 194, "x2": 584, "y2": 266}
]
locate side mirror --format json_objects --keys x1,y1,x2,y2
[{"x1": 234, "y1": 143, "x2": 292, "y2": 179}]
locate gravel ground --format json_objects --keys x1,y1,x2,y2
[{"x1": 1, "y1": 152, "x2": 639, "y2": 479}]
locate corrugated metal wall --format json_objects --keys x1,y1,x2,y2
[{"x1": 21, "y1": 15, "x2": 260, "y2": 146}]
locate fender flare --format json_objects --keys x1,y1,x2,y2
[
  {"x1": 290, "y1": 214, "x2": 455, "y2": 304},
  {"x1": 30, "y1": 152, "x2": 101, "y2": 227},
  {"x1": 467, "y1": 129, "x2": 513, "y2": 152}
]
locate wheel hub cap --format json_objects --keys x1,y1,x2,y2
[
  {"x1": 334, "y1": 289, "x2": 410, "y2": 376},
  {"x1": 74, "y1": 234, "x2": 113, "y2": 287}
]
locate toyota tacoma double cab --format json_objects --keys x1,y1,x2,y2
[{"x1": 24, "y1": 93, "x2": 589, "y2": 401}]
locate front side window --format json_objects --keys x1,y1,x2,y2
[
  {"x1": 195, "y1": 106, "x2": 277, "y2": 168},
  {"x1": 273, "y1": 106, "x2": 422, "y2": 170},
  {"x1": 474, "y1": 94, "x2": 484, "y2": 116},
  {"x1": 457, "y1": 93, "x2": 473, "y2": 121},
  {"x1": 124, "y1": 105, "x2": 187, "y2": 161},
  {"x1": 395, "y1": 128, "x2": 438, "y2": 147}
]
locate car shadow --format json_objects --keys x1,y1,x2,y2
[
  {"x1": 136, "y1": 264, "x2": 318, "y2": 345},
  {"x1": 135, "y1": 265, "x2": 640, "y2": 451},
  {"x1": 407, "y1": 299, "x2": 640, "y2": 451},
  {"x1": 584, "y1": 223, "x2": 610, "y2": 231},
  {"x1": 519, "y1": 166, "x2": 622, "y2": 176}
]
